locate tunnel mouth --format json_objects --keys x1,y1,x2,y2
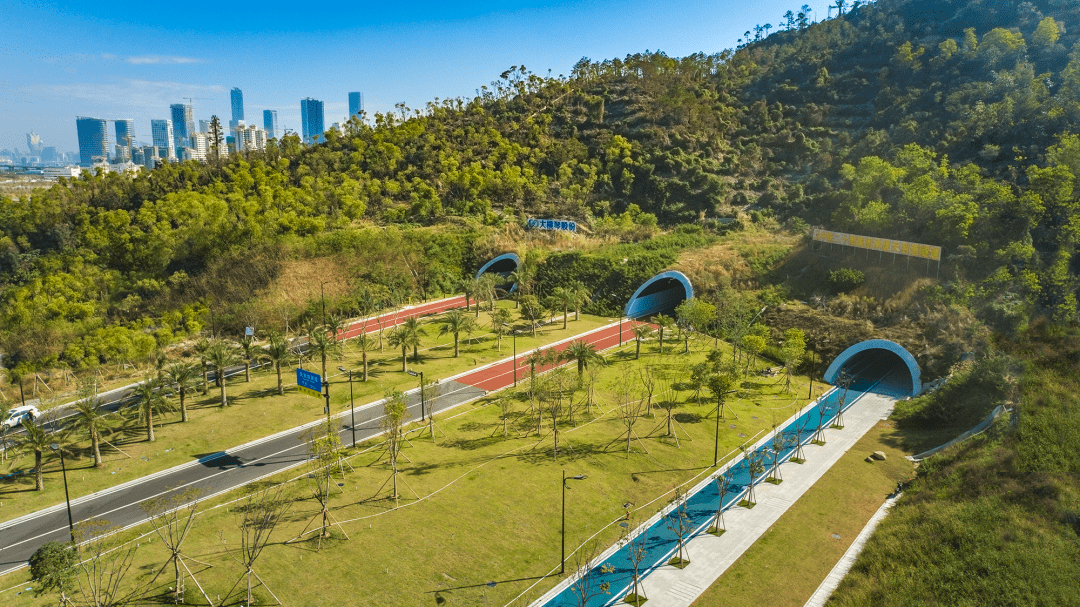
[
  {"x1": 824, "y1": 339, "x2": 921, "y2": 398},
  {"x1": 624, "y1": 270, "x2": 693, "y2": 319},
  {"x1": 476, "y1": 253, "x2": 520, "y2": 293}
]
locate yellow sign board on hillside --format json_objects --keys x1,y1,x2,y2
[{"x1": 812, "y1": 229, "x2": 941, "y2": 261}]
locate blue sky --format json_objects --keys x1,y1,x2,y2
[{"x1": 1, "y1": 0, "x2": 836, "y2": 153}]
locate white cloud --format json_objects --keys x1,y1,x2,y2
[{"x1": 124, "y1": 55, "x2": 203, "y2": 65}]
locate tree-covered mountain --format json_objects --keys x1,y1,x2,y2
[{"x1": 5, "y1": 0, "x2": 1080, "y2": 369}]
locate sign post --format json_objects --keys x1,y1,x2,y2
[{"x1": 296, "y1": 369, "x2": 322, "y2": 399}]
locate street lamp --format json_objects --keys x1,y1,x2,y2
[
  {"x1": 338, "y1": 367, "x2": 357, "y2": 447},
  {"x1": 561, "y1": 470, "x2": 588, "y2": 574},
  {"x1": 407, "y1": 370, "x2": 425, "y2": 421},
  {"x1": 49, "y1": 443, "x2": 75, "y2": 545},
  {"x1": 501, "y1": 323, "x2": 517, "y2": 386}
]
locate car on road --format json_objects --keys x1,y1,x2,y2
[{"x1": 2, "y1": 405, "x2": 41, "y2": 430}]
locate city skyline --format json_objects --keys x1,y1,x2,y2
[{"x1": 1, "y1": 0, "x2": 835, "y2": 154}]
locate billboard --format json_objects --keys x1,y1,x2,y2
[
  {"x1": 812, "y1": 229, "x2": 941, "y2": 261},
  {"x1": 527, "y1": 218, "x2": 577, "y2": 232},
  {"x1": 296, "y1": 368, "x2": 322, "y2": 399}
]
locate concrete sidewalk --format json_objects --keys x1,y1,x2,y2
[{"x1": 634, "y1": 391, "x2": 897, "y2": 607}]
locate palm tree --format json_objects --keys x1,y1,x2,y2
[
  {"x1": 571, "y1": 282, "x2": 592, "y2": 321},
  {"x1": 130, "y1": 376, "x2": 174, "y2": 442},
  {"x1": 401, "y1": 316, "x2": 427, "y2": 362},
  {"x1": 549, "y1": 286, "x2": 576, "y2": 330},
  {"x1": 17, "y1": 415, "x2": 58, "y2": 490},
  {"x1": 193, "y1": 338, "x2": 212, "y2": 394},
  {"x1": 561, "y1": 340, "x2": 605, "y2": 384},
  {"x1": 239, "y1": 334, "x2": 257, "y2": 382},
  {"x1": 457, "y1": 276, "x2": 477, "y2": 312},
  {"x1": 478, "y1": 273, "x2": 501, "y2": 312},
  {"x1": 656, "y1": 316, "x2": 677, "y2": 354},
  {"x1": 72, "y1": 380, "x2": 108, "y2": 466},
  {"x1": 491, "y1": 308, "x2": 512, "y2": 353},
  {"x1": 632, "y1": 325, "x2": 654, "y2": 359},
  {"x1": 205, "y1": 341, "x2": 241, "y2": 407},
  {"x1": 387, "y1": 326, "x2": 417, "y2": 372},
  {"x1": 163, "y1": 362, "x2": 199, "y2": 422},
  {"x1": 438, "y1": 309, "x2": 475, "y2": 358},
  {"x1": 262, "y1": 331, "x2": 292, "y2": 395},
  {"x1": 355, "y1": 333, "x2": 375, "y2": 381},
  {"x1": 307, "y1": 329, "x2": 339, "y2": 382},
  {"x1": 326, "y1": 314, "x2": 347, "y2": 344}
]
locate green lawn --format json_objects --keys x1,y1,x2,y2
[
  {"x1": 0, "y1": 334, "x2": 818, "y2": 607},
  {"x1": 690, "y1": 421, "x2": 914, "y2": 607},
  {"x1": 0, "y1": 302, "x2": 609, "y2": 524}
]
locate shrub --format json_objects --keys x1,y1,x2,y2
[{"x1": 828, "y1": 267, "x2": 865, "y2": 293}]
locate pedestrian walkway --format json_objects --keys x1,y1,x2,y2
[
  {"x1": 528, "y1": 378, "x2": 899, "y2": 607},
  {"x1": 804, "y1": 491, "x2": 902, "y2": 607}
]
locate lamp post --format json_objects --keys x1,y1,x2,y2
[
  {"x1": 561, "y1": 470, "x2": 588, "y2": 574},
  {"x1": 501, "y1": 323, "x2": 517, "y2": 386},
  {"x1": 49, "y1": 443, "x2": 75, "y2": 545},
  {"x1": 338, "y1": 367, "x2": 357, "y2": 447},
  {"x1": 407, "y1": 370, "x2": 425, "y2": 421}
]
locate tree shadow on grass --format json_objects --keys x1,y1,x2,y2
[{"x1": 428, "y1": 574, "x2": 553, "y2": 604}]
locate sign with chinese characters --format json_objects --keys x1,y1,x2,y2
[
  {"x1": 296, "y1": 369, "x2": 322, "y2": 399},
  {"x1": 812, "y1": 228, "x2": 941, "y2": 261},
  {"x1": 527, "y1": 218, "x2": 577, "y2": 232}
]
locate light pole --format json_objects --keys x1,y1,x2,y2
[
  {"x1": 407, "y1": 369, "x2": 425, "y2": 421},
  {"x1": 714, "y1": 389, "x2": 737, "y2": 467},
  {"x1": 49, "y1": 443, "x2": 75, "y2": 545},
  {"x1": 561, "y1": 469, "x2": 588, "y2": 574},
  {"x1": 338, "y1": 367, "x2": 357, "y2": 447}
]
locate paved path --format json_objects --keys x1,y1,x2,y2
[
  {"x1": 529, "y1": 384, "x2": 899, "y2": 607},
  {"x1": 0, "y1": 316, "x2": 634, "y2": 575},
  {"x1": 804, "y1": 491, "x2": 902, "y2": 607}
]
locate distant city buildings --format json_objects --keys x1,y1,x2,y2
[
  {"x1": 26, "y1": 132, "x2": 43, "y2": 155},
  {"x1": 150, "y1": 119, "x2": 176, "y2": 161},
  {"x1": 230, "y1": 88, "x2": 244, "y2": 128},
  {"x1": 300, "y1": 97, "x2": 324, "y2": 144},
  {"x1": 349, "y1": 92, "x2": 363, "y2": 120},
  {"x1": 169, "y1": 103, "x2": 194, "y2": 152},
  {"x1": 114, "y1": 119, "x2": 135, "y2": 162},
  {"x1": 263, "y1": 110, "x2": 278, "y2": 139},
  {"x1": 232, "y1": 123, "x2": 268, "y2": 154},
  {"x1": 76, "y1": 117, "x2": 110, "y2": 166}
]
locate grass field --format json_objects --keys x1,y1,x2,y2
[
  {"x1": 0, "y1": 302, "x2": 609, "y2": 524},
  {"x1": 689, "y1": 421, "x2": 913, "y2": 607},
  {"x1": 0, "y1": 333, "x2": 820, "y2": 607}
]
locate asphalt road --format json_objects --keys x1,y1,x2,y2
[{"x1": 0, "y1": 315, "x2": 631, "y2": 575}]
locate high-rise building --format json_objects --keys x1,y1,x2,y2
[
  {"x1": 230, "y1": 88, "x2": 244, "y2": 127},
  {"x1": 76, "y1": 117, "x2": 110, "y2": 166},
  {"x1": 169, "y1": 103, "x2": 194, "y2": 151},
  {"x1": 151, "y1": 119, "x2": 176, "y2": 161},
  {"x1": 26, "y1": 132, "x2": 43, "y2": 155},
  {"x1": 114, "y1": 119, "x2": 135, "y2": 159},
  {"x1": 199, "y1": 119, "x2": 212, "y2": 133},
  {"x1": 263, "y1": 110, "x2": 278, "y2": 139},
  {"x1": 139, "y1": 146, "x2": 160, "y2": 169},
  {"x1": 348, "y1": 92, "x2": 363, "y2": 120},
  {"x1": 300, "y1": 97, "x2": 324, "y2": 145},
  {"x1": 232, "y1": 123, "x2": 268, "y2": 154}
]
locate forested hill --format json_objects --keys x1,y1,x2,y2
[{"x1": 6, "y1": 0, "x2": 1080, "y2": 371}]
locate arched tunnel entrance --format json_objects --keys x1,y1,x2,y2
[
  {"x1": 475, "y1": 253, "x2": 519, "y2": 293},
  {"x1": 624, "y1": 270, "x2": 693, "y2": 319},
  {"x1": 823, "y1": 339, "x2": 921, "y2": 398}
]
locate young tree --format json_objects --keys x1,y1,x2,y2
[
  {"x1": 140, "y1": 489, "x2": 214, "y2": 606},
  {"x1": 780, "y1": 328, "x2": 807, "y2": 394},
  {"x1": 477, "y1": 272, "x2": 502, "y2": 314},
  {"x1": 638, "y1": 365, "x2": 657, "y2": 413},
  {"x1": 741, "y1": 325, "x2": 769, "y2": 376},
  {"x1": 615, "y1": 384, "x2": 649, "y2": 459},
  {"x1": 491, "y1": 308, "x2": 512, "y2": 353},
  {"x1": 709, "y1": 473, "x2": 730, "y2": 535},
  {"x1": 74, "y1": 518, "x2": 139, "y2": 607},
  {"x1": 655, "y1": 315, "x2": 676, "y2": 354},
  {"x1": 261, "y1": 331, "x2": 292, "y2": 395},
  {"x1": 401, "y1": 316, "x2": 427, "y2": 361},
  {"x1": 299, "y1": 424, "x2": 346, "y2": 548},
  {"x1": 382, "y1": 389, "x2": 410, "y2": 507},
  {"x1": 130, "y1": 376, "x2": 174, "y2": 442},
  {"x1": 666, "y1": 488, "x2": 693, "y2": 567},
  {"x1": 437, "y1": 308, "x2": 475, "y2": 357},
  {"x1": 631, "y1": 324, "x2": 653, "y2": 359},
  {"x1": 519, "y1": 295, "x2": 548, "y2": 337},
  {"x1": 767, "y1": 431, "x2": 791, "y2": 483},
  {"x1": 567, "y1": 540, "x2": 614, "y2": 607},
  {"x1": 707, "y1": 372, "x2": 737, "y2": 420},
  {"x1": 675, "y1": 298, "x2": 716, "y2": 351},
  {"x1": 72, "y1": 377, "x2": 108, "y2": 466},
  {"x1": 742, "y1": 449, "x2": 766, "y2": 507},
  {"x1": 163, "y1": 361, "x2": 198, "y2": 423},
  {"x1": 354, "y1": 333, "x2": 375, "y2": 381},
  {"x1": 499, "y1": 397, "x2": 513, "y2": 438},
  {"x1": 622, "y1": 528, "x2": 649, "y2": 605},
  {"x1": 29, "y1": 540, "x2": 78, "y2": 607},
  {"x1": 221, "y1": 487, "x2": 292, "y2": 606},
  {"x1": 238, "y1": 334, "x2": 257, "y2": 383},
  {"x1": 386, "y1": 326, "x2": 415, "y2": 372}
]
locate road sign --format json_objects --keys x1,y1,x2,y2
[
  {"x1": 296, "y1": 369, "x2": 322, "y2": 399},
  {"x1": 245, "y1": 326, "x2": 254, "y2": 336}
]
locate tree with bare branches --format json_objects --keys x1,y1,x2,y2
[
  {"x1": 140, "y1": 489, "x2": 214, "y2": 606},
  {"x1": 567, "y1": 539, "x2": 614, "y2": 607},
  {"x1": 221, "y1": 486, "x2": 293, "y2": 606},
  {"x1": 74, "y1": 518, "x2": 139, "y2": 607},
  {"x1": 709, "y1": 473, "x2": 731, "y2": 535},
  {"x1": 666, "y1": 488, "x2": 693, "y2": 568}
]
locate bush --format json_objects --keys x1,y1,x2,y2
[{"x1": 828, "y1": 268, "x2": 865, "y2": 293}]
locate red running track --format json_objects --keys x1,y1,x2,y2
[
  {"x1": 335, "y1": 296, "x2": 474, "y2": 341},
  {"x1": 456, "y1": 319, "x2": 651, "y2": 392}
]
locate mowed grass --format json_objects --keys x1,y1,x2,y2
[
  {"x1": 0, "y1": 302, "x2": 609, "y2": 524},
  {"x1": 690, "y1": 421, "x2": 914, "y2": 607},
  {"x1": 0, "y1": 335, "x2": 819, "y2": 607}
]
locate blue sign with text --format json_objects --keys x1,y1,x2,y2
[
  {"x1": 296, "y1": 369, "x2": 322, "y2": 399},
  {"x1": 527, "y1": 218, "x2": 577, "y2": 232}
]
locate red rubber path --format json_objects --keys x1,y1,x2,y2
[{"x1": 335, "y1": 296, "x2": 474, "y2": 341}]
